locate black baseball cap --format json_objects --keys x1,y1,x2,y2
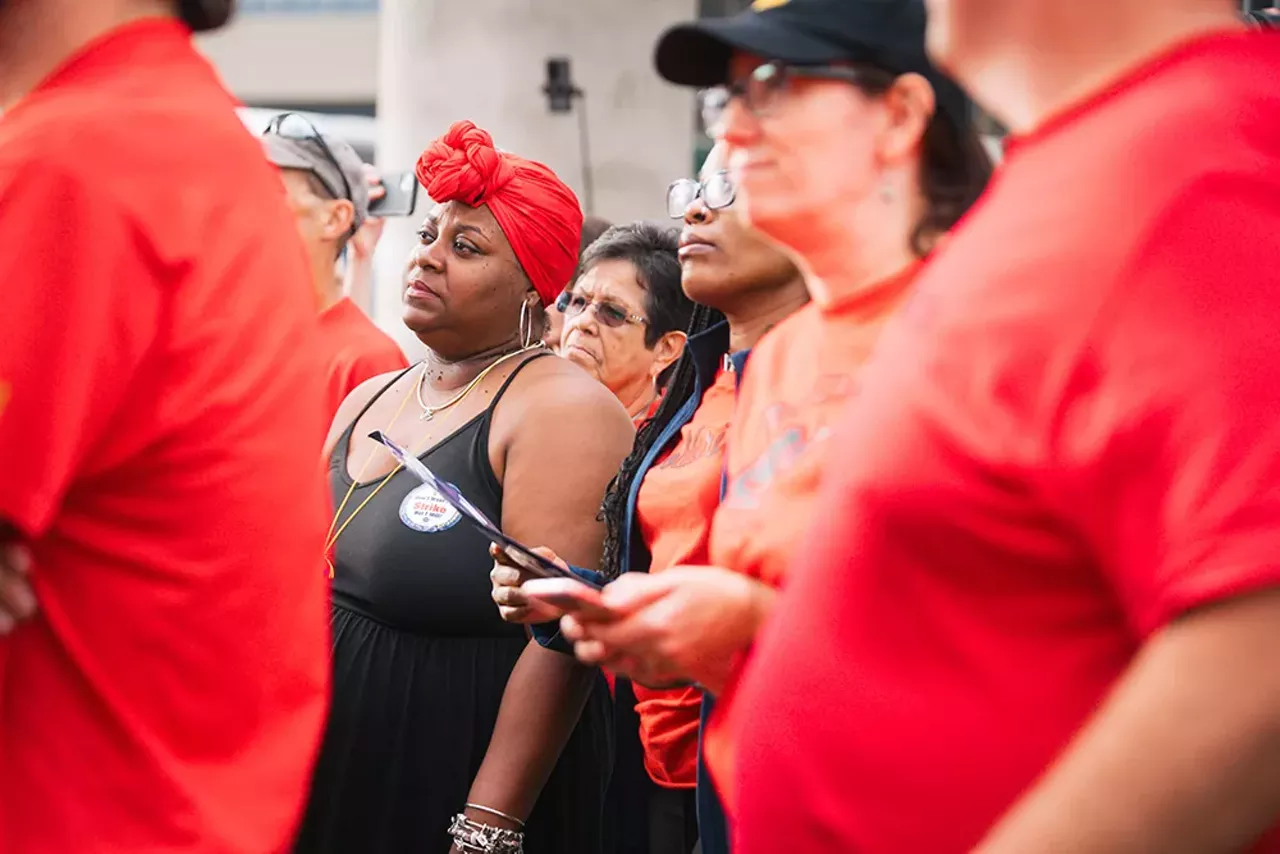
[{"x1": 654, "y1": 0, "x2": 971, "y2": 132}]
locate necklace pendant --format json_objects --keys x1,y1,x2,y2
[{"x1": 420, "y1": 409, "x2": 434, "y2": 422}]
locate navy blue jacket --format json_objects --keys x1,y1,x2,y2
[{"x1": 532, "y1": 321, "x2": 740, "y2": 854}]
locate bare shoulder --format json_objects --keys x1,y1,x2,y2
[
  {"x1": 503, "y1": 354, "x2": 631, "y2": 428},
  {"x1": 489, "y1": 354, "x2": 633, "y2": 478},
  {"x1": 492, "y1": 354, "x2": 633, "y2": 500}
]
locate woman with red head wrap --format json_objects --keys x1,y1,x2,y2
[
  {"x1": 415, "y1": 120, "x2": 583, "y2": 310},
  {"x1": 295, "y1": 120, "x2": 634, "y2": 854}
]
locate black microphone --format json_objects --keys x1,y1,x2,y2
[{"x1": 543, "y1": 58, "x2": 580, "y2": 114}]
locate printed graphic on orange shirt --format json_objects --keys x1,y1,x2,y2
[
  {"x1": 723, "y1": 424, "x2": 831, "y2": 511},
  {"x1": 722, "y1": 374, "x2": 857, "y2": 510},
  {"x1": 656, "y1": 425, "x2": 728, "y2": 470}
]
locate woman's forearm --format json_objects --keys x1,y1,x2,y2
[
  {"x1": 464, "y1": 639, "x2": 597, "y2": 825},
  {"x1": 690, "y1": 577, "x2": 776, "y2": 695}
]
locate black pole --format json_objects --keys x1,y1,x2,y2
[
  {"x1": 542, "y1": 57, "x2": 595, "y2": 215},
  {"x1": 575, "y1": 96, "x2": 596, "y2": 216}
]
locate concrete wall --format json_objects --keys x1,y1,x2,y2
[
  {"x1": 196, "y1": 2, "x2": 697, "y2": 215},
  {"x1": 373, "y1": 0, "x2": 697, "y2": 222},
  {"x1": 373, "y1": 0, "x2": 698, "y2": 351},
  {"x1": 196, "y1": 12, "x2": 381, "y2": 106}
]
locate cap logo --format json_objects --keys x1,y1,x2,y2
[{"x1": 751, "y1": 0, "x2": 790, "y2": 9}]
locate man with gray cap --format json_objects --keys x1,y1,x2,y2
[{"x1": 264, "y1": 113, "x2": 408, "y2": 415}]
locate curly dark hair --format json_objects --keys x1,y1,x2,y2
[{"x1": 597, "y1": 302, "x2": 724, "y2": 579}]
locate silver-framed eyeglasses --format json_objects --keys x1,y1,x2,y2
[
  {"x1": 561, "y1": 292, "x2": 647, "y2": 329},
  {"x1": 667, "y1": 170, "x2": 736, "y2": 218},
  {"x1": 698, "y1": 61, "x2": 893, "y2": 137}
]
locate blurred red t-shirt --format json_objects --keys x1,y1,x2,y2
[
  {"x1": 732, "y1": 30, "x2": 1280, "y2": 854},
  {"x1": 318, "y1": 297, "x2": 408, "y2": 416},
  {"x1": 0, "y1": 18, "x2": 331, "y2": 853}
]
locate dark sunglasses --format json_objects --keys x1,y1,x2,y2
[
  {"x1": 263, "y1": 111, "x2": 354, "y2": 204},
  {"x1": 667, "y1": 170, "x2": 736, "y2": 218},
  {"x1": 559, "y1": 292, "x2": 646, "y2": 329},
  {"x1": 699, "y1": 62, "x2": 894, "y2": 137}
]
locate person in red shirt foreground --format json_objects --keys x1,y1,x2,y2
[
  {"x1": 0, "y1": 0, "x2": 331, "y2": 851},
  {"x1": 554, "y1": 0, "x2": 989, "y2": 822},
  {"x1": 729, "y1": 1, "x2": 1280, "y2": 852},
  {"x1": 265, "y1": 114, "x2": 408, "y2": 416}
]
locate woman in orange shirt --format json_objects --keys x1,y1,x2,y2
[
  {"x1": 491, "y1": 142, "x2": 807, "y2": 854},
  {"x1": 551, "y1": 0, "x2": 992, "y2": 817}
]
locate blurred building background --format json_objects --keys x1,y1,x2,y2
[
  {"x1": 196, "y1": 0, "x2": 749, "y2": 350},
  {"x1": 193, "y1": 0, "x2": 1273, "y2": 349}
]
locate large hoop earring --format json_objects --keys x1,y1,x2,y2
[{"x1": 519, "y1": 300, "x2": 533, "y2": 349}]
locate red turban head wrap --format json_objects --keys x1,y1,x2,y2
[{"x1": 415, "y1": 120, "x2": 584, "y2": 307}]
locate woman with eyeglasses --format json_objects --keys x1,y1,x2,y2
[
  {"x1": 295, "y1": 121, "x2": 634, "y2": 854},
  {"x1": 490, "y1": 143, "x2": 807, "y2": 854},
  {"x1": 545, "y1": 0, "x2": 993, "y2": 841},
  {"x1": 557, "y1": 223, "x2": 696, "y2": 425}
]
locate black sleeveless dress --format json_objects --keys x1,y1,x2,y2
[{"x1": 295, "y1": 359, "x2": 613, "y2": 854}]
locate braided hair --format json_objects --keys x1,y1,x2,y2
[{"x1": 597, "y1": 301, "x2": 725, "y2": 579}]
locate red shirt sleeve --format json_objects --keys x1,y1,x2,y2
[
  {"x1": 1054, "y1": 177, "x2": 1280, "y2": 634},
  {"x1": 0, "y1": 163, "x2": 162, "y2": 537},
  {"x1": 331, "y1": 346, "x2": 409, "y2": 412}
]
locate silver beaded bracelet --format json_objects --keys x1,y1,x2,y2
[{"x1": 448, "y1": 813, "x2": 525, "y2": 854}]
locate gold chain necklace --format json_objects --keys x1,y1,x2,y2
[{"x1": 415, "y1": 342, "x2": 545, "y2": 421}]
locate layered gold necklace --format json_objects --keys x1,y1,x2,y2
[
  {"x1": 323, "y1": 342, "x2": 545, "y2": 576},
  {"x1": 414, "y1": 342, "x2": 543, "y2": 420}
]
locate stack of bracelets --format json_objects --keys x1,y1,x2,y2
[{"x1": 448, "y1": 804, "x2": 525, "y2": 854}]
